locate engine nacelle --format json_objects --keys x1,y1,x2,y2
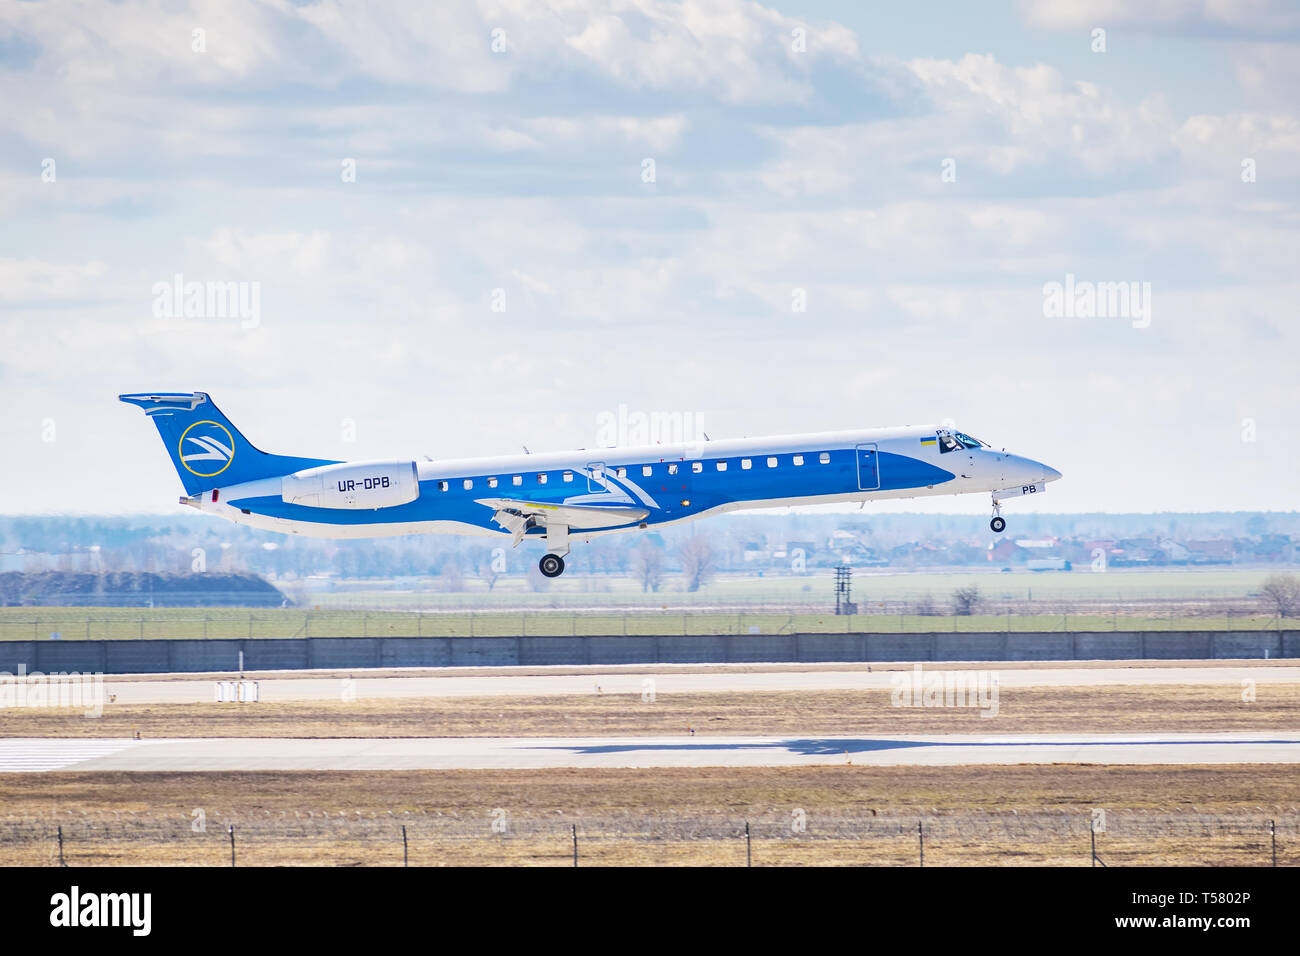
[{"x1": 281, "y1": 460, "x2": 420, "y2": 510}]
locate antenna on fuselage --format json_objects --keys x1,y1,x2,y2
[{"x1": 522, "y1": 445, "x2": 531, "y2": 455}]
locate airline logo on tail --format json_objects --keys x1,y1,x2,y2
[{"x1": 178, "y1": 421, "x2": 234, "y2": 477}]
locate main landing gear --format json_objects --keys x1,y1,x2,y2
[
  {"x1": 538, "y1": 523, "x2": 571, "y2": 578},
  {"x1": 990, "y1": 496, "x2": 1006, "y2": 533}
]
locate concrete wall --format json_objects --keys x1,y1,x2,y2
[{"x1": 0, "y1": 630, "x2": 1295, "y2": 674}]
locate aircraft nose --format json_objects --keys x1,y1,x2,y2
[{"x1": 1007, "y1": 455, "x2": 1061, "y2": 484}]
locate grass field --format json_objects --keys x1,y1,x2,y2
[
  {"x1": 1, "y1": 765, "x2": 1293, "y2": 866},
  {"x1": 295, "y1": 567, "x2": 1297, "y2": 607},
  {"x1": 2, "y1": 683, "x2": 1298, "y2": 738},
  {"x1": 5, "y1": 568, "x2": 1294, "y2": 640}
]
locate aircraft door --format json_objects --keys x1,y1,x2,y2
[{"x1": 856, "y1": 443, "x2": 880, "y2": 491}]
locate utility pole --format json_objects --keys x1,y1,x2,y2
[{"x1": 834, "y1": 565, "x2": 856, "y2": 616}]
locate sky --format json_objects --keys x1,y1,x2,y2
[{"x1": 1, "y1": 0, "x2": 1297, "y2": 517}]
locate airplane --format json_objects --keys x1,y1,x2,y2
[{"x1": 120, "y1": 391, "x2": 1062, "y2": 578}]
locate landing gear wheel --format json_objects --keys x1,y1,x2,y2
[
  {"x1": 539, "y1": 554, "x2": 565, "y2": 578},
  {"x1": 990, "y1": 516, "x2": 1006, "y2": 533}
]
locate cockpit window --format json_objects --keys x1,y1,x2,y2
[{"x1": 938, "y1": 431, "x2": 985, "y2": 453}]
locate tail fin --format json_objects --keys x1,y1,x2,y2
[{"x1": 119, "y1": 391, "x2": 336, "y2": 494}]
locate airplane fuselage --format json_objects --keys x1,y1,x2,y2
[
  {"x1": 189, "y1": 424, "x2": 1060, "y2": 541},
  {"x1": 121, "y1": 392, "x2": 1061, "y2": 578}
]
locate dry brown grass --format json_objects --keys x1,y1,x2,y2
[
  {"x1": 8, "y1": 761, "x2": 1288, "y2": 813},
  {"x1": 1, "y1": 764, "x2": 1295, "y2": 866},
  {"x1": 10, "y1": 834, "x2": 1286, "y2": 867},
  {"x1": 5, "y1": 670, "x2": 1296, "y2": 866},
  {"x1": 2, "y1": 683, "x2": 1298, "y2": 738}
]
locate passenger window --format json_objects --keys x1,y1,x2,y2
[
  {"x1": 767, "y1": 457, "x2": 777, "y2": 468},
  {"x1": 668, "y1": 464, "x2": 679, "y2": 475},
  {"x1": 716, "y1": 461, "x2": 727, "y2": 471},
  {"x1": 741, "y1": 458, "x2": 752, "y2": 470},
  {"x1": 691, "y1": 462, "x2": 703, "y2": 474},
  {"x1": 537, "y1": 473, "x2": 548, "y2": 484},
  {"x1": 563, "y1": 471, "x2": 573, "y2": 482},
  {"x1": 616, "y1": 467, "x2": 627, "y2": 478},
  {"x1": 438, "y1": 480, "x2": 449, "y2": 492},
  {"x1": 819, "y1": 452, "x2": 830, "y2": 464},
  {"x1": 488, "y1": 477, "x2": 499, "y2": 489},
  {"x1": 793, "y1": 455, "x2": 804, "y2": 466},
  {"x1": 512, "y1": 475, "x2": 522, "y2": 486},
  {"x1": 463, "y1": 479, "x2": 473, "y2": 490},
  {"x1": 642, "y1": 465, "x2": 652, "y2": 477}
]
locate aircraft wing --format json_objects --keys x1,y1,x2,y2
[{"x1": 475, "y1": 497, "x2": 649, "y2": 544}]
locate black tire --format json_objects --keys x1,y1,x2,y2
[
  {"x1": 990, "y1": 516, "x2": 1006, "y2": 533},
  {"x1": 539, "y1": 554, "x2": 565, "y2": 578}
]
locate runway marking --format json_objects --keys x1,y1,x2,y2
[
  {"x1": 0, "y1": 739, "x2": 140, "y2": 773},
  {"x1": 1, "y1": 733, "x2": 1297, "y2": 772}
]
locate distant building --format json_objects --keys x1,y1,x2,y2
[
  {"x1": 988, "y1": 539, "x2": 1026, "y2": 563},
  {"x1": 1026, "y1": 558, "x2": 1072, "y2": 571},
  {"x1": 1186, "y1": 540, "x2": 1234, "y2": 565}
]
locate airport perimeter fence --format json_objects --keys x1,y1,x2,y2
[
  {"x1": 3, "y1": 628, "x2": 1296, "y2": 671},
  {"x1": 3, "y1": 810, "x2": 1296, "y2": 867},
  {"x1": 2, "y1": 606, "x2": 1297, "y2": 643}
]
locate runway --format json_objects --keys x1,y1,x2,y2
[
  {"x1": 2, "y1": 732, "x2": 1297, "y2": 772},
  {"x1": 91, "y1": 664, "x2": 1300, "y2": 705}
]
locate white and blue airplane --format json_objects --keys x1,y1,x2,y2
[{"x1": 121, "y1": 391, "x2": 1062, "y2": 578}]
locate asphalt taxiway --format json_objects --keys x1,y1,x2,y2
[{"x1": 89, "y1": 663, "x2": 1300, "y2": 704}]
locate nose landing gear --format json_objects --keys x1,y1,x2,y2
[{"x1": 990, "y1": 497, "x2": 1006, "y2": 533}]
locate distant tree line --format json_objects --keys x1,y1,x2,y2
[{"x1": 0, "y1": 572, "x2": 287, "y2": 607}]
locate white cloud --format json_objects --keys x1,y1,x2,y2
[
  {"x1": 1019, "y1": 0, "x2": 1300, "y2": 35},
  {"x1": 908, "y1": 54, "x2": 1177, "y2": 176},
  {"x1": 0, "y1": 258, "x2": 109, "y2": 302},
  {"x1": 1231, "y1": 42, "x2": 1300, "y2": 109},
  {"x1": 0, "y1": 0, "x2": 862, "y2": 105},
  {"x1": 1, "y1": 2, "x2": 1298, "y2": 513},
  {"x1": 523, "y1": 114, "x2": 689, "y2": 151}
]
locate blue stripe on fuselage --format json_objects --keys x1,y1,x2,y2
[{"x1": 228, "y1": 450, "x2": 955, "y2": 530}]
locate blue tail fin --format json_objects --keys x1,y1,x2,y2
[{"x1": 119, "y1": 391, "x2": 336, "y2": 494}]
